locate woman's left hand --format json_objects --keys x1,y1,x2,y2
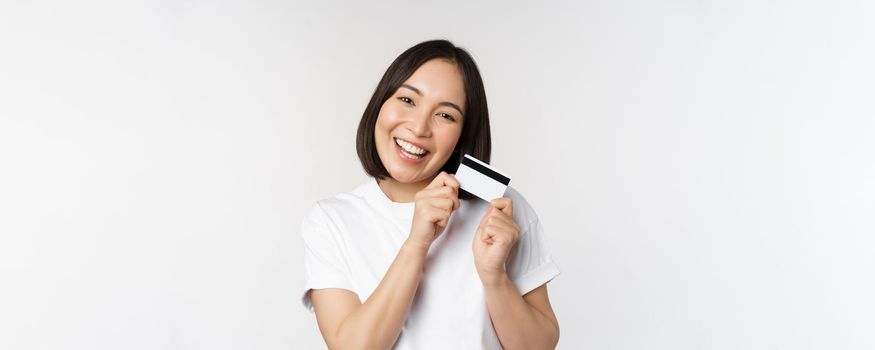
[{"x1": 473, "y1": 197, "x2": 521, "y2": 284}]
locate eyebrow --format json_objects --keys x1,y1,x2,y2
[{"x1": 399, "y1": 84, "x2": 465, "y2": 118}]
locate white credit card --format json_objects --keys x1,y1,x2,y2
[{"x1": 455, "y1": 154, "x2": 511, "y2": 202}]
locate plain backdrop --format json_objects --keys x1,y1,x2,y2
[{"x1": 1, "y1": 0, "x2": 873, "y2": 349}]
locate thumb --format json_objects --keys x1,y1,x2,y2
[{"x1": 490, "y1": 198, "x2": 513, "y2": 217}]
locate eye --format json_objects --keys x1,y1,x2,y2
[
  {"x1": 398, "y1": 96, "x2": 414, "y2": 105},
  {"x1": 437, "y1": 112, "x2": 456, "y2": 122}
]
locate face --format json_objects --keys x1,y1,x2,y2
[{"x1": 374, "y1": 58, "x2": 466, "y2": 184}]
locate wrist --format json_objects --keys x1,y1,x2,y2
[
  {"x1": 402, "y1": 239, "x2": 431, "y2": 254},
  {"x1": 478, "y1": 269, "x2": 510, "y2": 289}
]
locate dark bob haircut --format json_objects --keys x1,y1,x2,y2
[{"x1": 356, "y1": 39, "x2": 491, "y2": 201}]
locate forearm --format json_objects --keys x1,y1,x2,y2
[
  {"x1": 482, "y1": 273, "x2": 559, "y2": 350},
  {"x1": 334, "y1": 241, "x2": 427, "y2": 349}
]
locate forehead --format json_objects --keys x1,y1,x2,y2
[{"x1": 402, "y1": 59, "x2": 466, "y2": 107}]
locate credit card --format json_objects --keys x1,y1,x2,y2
[{"x1": 455, "y1": 154, "x2": 511, "y2": 201}]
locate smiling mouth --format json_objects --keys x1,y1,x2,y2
[{"x1": 394, "y1": 137, "x2": 430, "y2": 159}]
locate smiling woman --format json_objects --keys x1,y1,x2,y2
[
  {"x1": 356, "y1": 40, "x2": 492, "y2": 202},
  {"x1": 300, "y1": 40, "x2": 561, "y2": 350},
  {"x1": 371, "y1": 59, "x2": 467, "y2": 198}
]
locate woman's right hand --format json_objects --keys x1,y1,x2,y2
[{"x1": 406, "y1": 171, "x2": 461, "y2": 250}]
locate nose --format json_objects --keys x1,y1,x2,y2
[{"x1": 407, "y1": 108, "x2": 432, "y2": 137}]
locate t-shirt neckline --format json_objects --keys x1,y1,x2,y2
[
  {"x1": 367, "y1": 177, "x2": 415, "y2": 222},
  {"x1": 368, "y1": 178, "x2": 415, "y2": 205}
]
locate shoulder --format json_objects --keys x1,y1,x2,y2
[
  {"x1": 502, "y1": 185, "x2": 540, "y2": 229},
  {"x1": 307, "y1": 180, "x2": 373, "y2": 218},
  {"x1": 301, "y1": 180, "x2": 373, "y2": 234}
]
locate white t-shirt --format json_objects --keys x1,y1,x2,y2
[{"x1": 300, "y1": 177, "x2": 560, "y2": 349}]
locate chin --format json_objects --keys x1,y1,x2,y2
[
  {"x1": 389, "y1": 173, "x2": 420, "y2": 184},
  {"x1": 387, "y1": 168, "x2": 427, "y2": 183}
]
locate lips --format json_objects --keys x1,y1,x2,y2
[
  {"x1": 394, "y1": 140, "x2": 429, "y2": 163},
  {"x1": 394, "y1": 137, "x2": 430, "y2": 155}
]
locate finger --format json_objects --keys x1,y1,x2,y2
[
  {"x1": 421, "y1": 186, "x2": 458, "y2": 201},
  {"x1": 447, "y1": 197, "x2": 462, "y2": 211},
  {"x1": 483, "y1": 227, "x2": 513, "y2": 246},
  {"x1": 485, "y1": 223, "x2": 517, "y2": 245},
  {"x1": 424, "y1": 187, "x2": 460, "y2": 212},
  {"x1": 440, "y1": 185, "x2": 460, "y2": 199},
  {"x1": 425, "y1": 196, "x2": 451, "y2": 211},
  {"x1": 425, "y1": 171, "x2": 460, "y2": 192},
  {"x1": 428, "y1": 206, "x2": 451, "y2": 224},
  {"x1": 477, "y1": 208, "x2": 491, "y2": 228},
  {"x1": 425, "y1": 171, "x2": 448, "y2": 190},
  {"x1": 441, "y1": 197, "x2": 455, "y2": 212},
  {"x1": 490, "y1": 197, "x2": 513, "y2": 217},
  {"x1": 489, "y1": 211, "x2": 516, "y2": 226},
  {"x1": 494, "y1": 221, "x2": 520, "y2": 242},
  {"x1": 450, "y1": 195, "x2": 460, "y2": 211},
  {"x1": 440, "y1": 172, "x2": 461, "y2": 192},
  {"x1": 493, "y1": 231, "x2": 515, "y2": 245},
  {"x1": 480, "y1": 225, "x2": 495, "y2": 243}
]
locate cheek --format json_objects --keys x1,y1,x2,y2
[
  {"x1": 375, "y1": 106, "x2": 398, "y2": 133},
  {"x1": 435, "y1": 126, "x2": 463, "y2": 151},
  {"x1": 379, "y1": 103, "x2": 406, "y2": 121}
]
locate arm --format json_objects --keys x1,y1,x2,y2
[
  {"x1": 473, "y1": 198, "x2": 560, "y2": 349},
  {"x1": 310, "y1": 241, "x2": 427, "y2": 350},
  {"x1": 310, "y1": 172, "x2": 461, "y2": 349},
  {"x1": 483, "y1": 277, "x2": 560, "y2": 349}
]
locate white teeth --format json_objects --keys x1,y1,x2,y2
[
  {"x1": 399, "y1": 149, "x2": 423, "y2": 159},
  {"x1": 395, "y1": 138, "x2": 426, "y2": 155}
]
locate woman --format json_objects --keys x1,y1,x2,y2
[{"x1": 301, "y1": 39, "x2": 561, "y2": 349}]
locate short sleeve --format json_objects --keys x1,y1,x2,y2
[
  {"x1": 505, "y1": 218, "x2": 561, "y2": 295},
  {"x1": 300, "y1": 203, "x2": 355, "y2": 313}
]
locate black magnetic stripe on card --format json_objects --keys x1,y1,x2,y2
[{"x1": 460, "y1": 157, "x2": 510, "y2": 185}]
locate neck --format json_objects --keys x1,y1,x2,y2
[{"x1": 377, "y1": 176, "x2": 433, "y2": 203}]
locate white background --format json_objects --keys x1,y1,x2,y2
[{"x1": 1, "y1": 1, "x2": 873, "y2": 349}]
